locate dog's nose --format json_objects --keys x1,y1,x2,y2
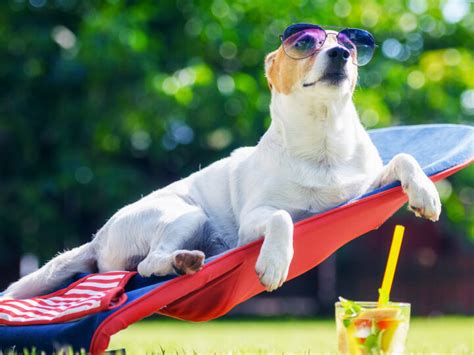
[{"x1": 327, "y1": 46, "x2": 350, "y2": 64}]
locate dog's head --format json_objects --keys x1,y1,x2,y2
[{"x1": 265, "y1": 25, "x2": 375, "y2": 100}]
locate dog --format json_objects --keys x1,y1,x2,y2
[{"x1": 3, "y1": 24, "x2": 441, "y2": 299}]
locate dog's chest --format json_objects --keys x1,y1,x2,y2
[
  {"x1": 279, "y1": 161, "x2": 373, "y2": 213},
  {"x1": 300, "y1": 178, "x2": 364, "y2": 210}
]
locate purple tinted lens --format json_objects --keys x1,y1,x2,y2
[
  {"x1": 337, "y1": 29, "x2": 375, "y2": 66},
  {"x1": 337, "y1": 32, "x2": 357, "y2": 60},
  {"x1": 283, "y1": 28, "x2": 326, "y2": 59},
  {"x1": 337, "y1": 32, "x2": 356, "y2": 51}
]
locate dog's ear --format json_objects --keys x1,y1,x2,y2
[{"x1": 264, "y1": 50, "x2": 278, "y2": 91}]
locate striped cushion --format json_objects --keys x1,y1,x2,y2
[{"x1": 0, "y1": 271, "x2": 135, "y2": 325}]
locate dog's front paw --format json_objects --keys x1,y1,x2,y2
[
  {"x1": 403, "y1": 175, "x2": 441, "y2": 221},
  {"x1": 255, "y1": 244, "x2": 293, "y2": 292}
]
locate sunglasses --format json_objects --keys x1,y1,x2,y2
[{"x1": 281, "y1": 24, "x2": 376, "y2": 66}]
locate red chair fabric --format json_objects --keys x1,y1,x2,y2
[{"x1": 90, "y1": 162, "x2": 471, "y2": 353}]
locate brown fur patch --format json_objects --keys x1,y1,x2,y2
[
  {"x1": 266, "y1": 47, "x2": 317, "y2": 95},
  {"x1": 350, "y1": 63, "x2": 358, "y2": 91},
  {"x1": 173, "y1": 250, "x2": 204, "y2": 275}
]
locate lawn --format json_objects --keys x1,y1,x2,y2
[{"x1": 108, "y1": 316, "x2": 473, "y2": 354}]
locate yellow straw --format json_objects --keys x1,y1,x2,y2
[{"x1": 378, "y1": 225, "x2": 405, "y2": 306}]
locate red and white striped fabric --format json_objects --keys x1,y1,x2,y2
[{"x1": 0, "y1": 271, "x2": 135, "y2": 325}]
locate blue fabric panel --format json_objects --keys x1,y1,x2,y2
[
  {"x1": 361, "y1": 124, "x2": 473, "y2": 198},
  {"x1": 1, "y1": 124, "x2": 472, "y2": 352}
]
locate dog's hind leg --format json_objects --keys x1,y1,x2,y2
[{"x1": 136, "y1": 207, "x2": 207, "y2": 277}]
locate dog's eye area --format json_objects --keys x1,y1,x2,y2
[
  {"x1": 283, "y1": 28, "x2": 327, "y2": 60},
  {"x1": 337, "y1": 29, "x2": 376, "y2": 66},
  {"x1": 338, "y1": 33, "x2": 356, "y2": 51},
  {"x1": 293, "y1": 35, "x2": 316, "y2": 51}
]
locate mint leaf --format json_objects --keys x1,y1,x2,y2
[
  {"x1": 339, "y1": 296, "x2": 362, "y2": 317},
  {"x1": 363, "y1": 333, "x2": 379, "y2": 352},
  {"x1": 362, "y1": 328, "x2": 383, "y2": 353}
]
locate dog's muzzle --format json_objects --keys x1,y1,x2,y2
[
  {"x1": 303, "y1": 46, "x2": 350, "y2": 88},
  {"x1": 320, "y1": 46, "x2": 350, "y2": 85}
]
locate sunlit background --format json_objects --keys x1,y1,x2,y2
[{"x1": 0, "y1": 0, "x2": 472, "y2": 316}]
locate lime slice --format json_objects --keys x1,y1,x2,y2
[
  {"x1": 357, "y1": 307, "x2": 400, "y2": 320},
  {"x1": 381, "y1": 321, "x2": 399, "y2": 351}
]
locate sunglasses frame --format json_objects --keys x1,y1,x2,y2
[{"x1": 280, "y1": 23, "x2": 376, "y2": 66}]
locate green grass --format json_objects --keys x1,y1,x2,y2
[{"x1": 108, "y1": 316, "x2": 473, "y2": 354}]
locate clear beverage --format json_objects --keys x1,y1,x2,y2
[{"x1": 335, "y1": 300, "x2": 410, "y2": 354}]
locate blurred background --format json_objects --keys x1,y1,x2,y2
[{"x1": 0, "y1": 0, "x2": 472, "y2": 316}]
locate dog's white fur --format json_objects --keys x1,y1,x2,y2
[{"x1": 3, "y1": 31, "x2": 441, "y2": 299}]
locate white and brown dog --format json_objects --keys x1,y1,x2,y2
[{"x1": 4, "y1": 24, "x2": 441, "y2": 299}]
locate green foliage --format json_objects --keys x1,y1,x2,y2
[{"x1": 0, "y1": 0, "x2": 472, "y2": 269}]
